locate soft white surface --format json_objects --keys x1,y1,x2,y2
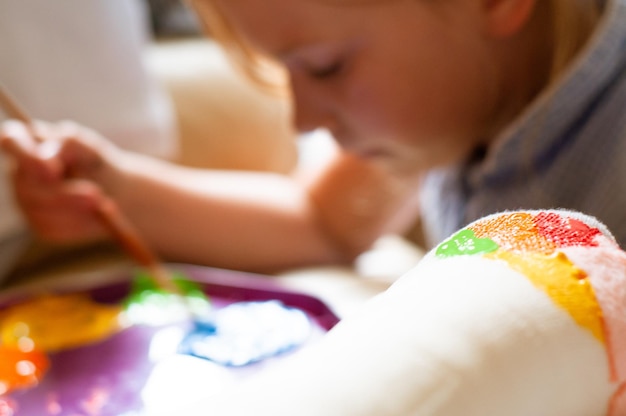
[{"x1": 171, "y1": 255, "x2": 614, "y2": 416}]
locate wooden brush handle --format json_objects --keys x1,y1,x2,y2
[
  {"x1": 0, "y1": 84, "x2": 31, "y2": 123},
  {"x1": 95, "y1": 198, "x2": 179, "y2": 293}
]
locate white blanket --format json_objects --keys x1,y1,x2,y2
[{"x1": 170, "y1": 209, "x2": 626, "y2": 416}]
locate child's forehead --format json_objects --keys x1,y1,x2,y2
[
  {"x1": 209, "y1": 0, "x2": 422, "y2": 57},
  {"x1": 211, "y1": 0, "x2": 372, "y2": 54}
]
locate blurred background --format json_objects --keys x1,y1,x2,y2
[{"x1": 0, "y1": 0, "x2": 297, "y2": 283}]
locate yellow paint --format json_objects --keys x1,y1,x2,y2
[
  {"x1": 488, "y1": 250, "x2": 605, "y2": 342},
  {"x1": 0, "y1": 293, "x2": 124, "y2": 352}
]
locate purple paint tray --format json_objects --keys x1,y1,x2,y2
[{"x1": 0, "y1": 264, "x2": 340, "y2": 416}]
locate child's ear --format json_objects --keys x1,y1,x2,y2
[{"x1": 482, "y1": 0, "x2": 537, "y2": 37}]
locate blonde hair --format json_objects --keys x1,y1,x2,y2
[
  {"x1": 550, "y1": 0, "x2": 603, "y2": 79},
  {"x1": 186, "y1": 0, "x2": 288, "y2": 93},
  {"x1": 187, "y1": 0, "x2": 603, "y2": 87}
]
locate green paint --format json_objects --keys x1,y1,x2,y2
[
  {"x1": 123, "y1": 270, "x2": 211, "y2": 325},
  {"x1": 436, "y1": 229, "x2": 499, "y2": 258},
  {"x1": 126, "y1": 270, "x2": 208, "y2": 301}
]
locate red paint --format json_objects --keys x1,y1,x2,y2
[{"x1": 534, "y1": 212, "x2": 601, "y2": 248}]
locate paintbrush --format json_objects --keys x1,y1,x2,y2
[{"x1": 0, "y1": 82, "x2": 182, "y2": 295}]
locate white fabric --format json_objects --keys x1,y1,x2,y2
[
  {"x1": 0, "y1": 0, "x2": 178, "y2": 246},
  {"x1": 165, "y1": 211, "x2": 620, "y2": 416},
  {"x1": 171, "y1": 257, "x2": 614, "y2": 416}
]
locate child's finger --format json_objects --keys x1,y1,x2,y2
[
  {"x1": 0, "y1": 121, "x2": 49, "y2": 179},
  {"x1": 14, "y1": 178, "x2": 107, "y2": 243},
  {"x1": 0, "y1": 120, "x2": 38, "y2": 157},
  {"x1": 62, "y1": 179, "x2": 105, "y2": 210},
  {"x1": 43, "y1": 181, "x2": 108, "y2": 241},
  {"x1": 1, "y1": 120, "x2": 63, "y2": 181},
  {"x1": 23, "y1": 120, "x2": 65, "y2": 172}
]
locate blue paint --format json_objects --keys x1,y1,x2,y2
[{"x1": 179, "y1": 300, "x2": 312, "y2": 366}]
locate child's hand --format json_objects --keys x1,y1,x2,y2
[{"x1": 0, "y1": 120, "x2": 122, "y2": 244}]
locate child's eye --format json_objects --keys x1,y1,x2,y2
[{"x1": 309, "y1": 61, "x2": 344, "y2": 80}]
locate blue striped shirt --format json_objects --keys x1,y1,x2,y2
[{"x1": 420, "y1": 0, "x2": 626, "y2": 248}]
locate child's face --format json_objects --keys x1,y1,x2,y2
[{"x1": 214, "y1": 0, "x2": 505, "y2": 173}]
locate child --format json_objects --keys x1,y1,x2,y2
[{"x1": 2, "y1": 0, "x2": 625, "y2": 274}]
